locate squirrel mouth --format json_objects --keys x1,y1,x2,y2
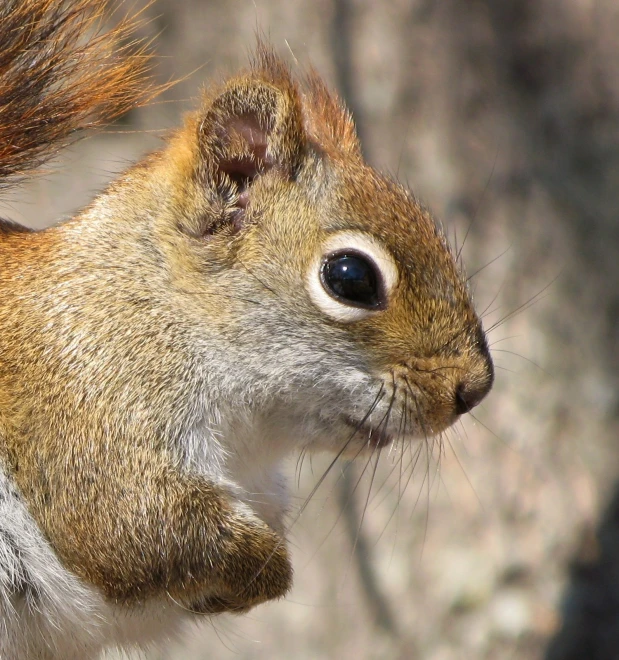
[{"x1": 344, "y1": 417, "x2": 393, "y2": 449}]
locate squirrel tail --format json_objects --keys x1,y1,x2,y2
[{"x1": 0, "y1": 0, "x2": 158, "y2": 186}]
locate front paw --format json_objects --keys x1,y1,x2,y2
[
  {"x1": 168, "y1": 494, "x2": 293, "y2": 615},
  {"x1": 213, "y1": 515, "x2": 293, "y2": 612},
  {"x1": 186, "y1": 557, "x2": 292, "y2": 615}
]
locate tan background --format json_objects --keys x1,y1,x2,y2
[{"x1": 2, "y1": 1, "x2": 618, "y2": 658}]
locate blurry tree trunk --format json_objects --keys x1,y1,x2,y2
[
  {"x1": 442, "y1": 2, "x2": 619, "y2": 657},
  {"x1": 337, "y1": 466, "x2": 400, "y2": 636}
]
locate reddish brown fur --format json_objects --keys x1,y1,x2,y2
[
  {"x1": 303, "y1": 69, "x2": 362, "y2": 158},
  {"x1": 0, "y1": 0, "x2": 159, "y2": 184}
]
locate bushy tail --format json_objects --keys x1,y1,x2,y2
[{"x1": 0, "y1": 0, "x2": 158, "y2": 186}]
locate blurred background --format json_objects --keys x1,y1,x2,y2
[{"x1": 2, "y1": 1, "x2": 618, "y2": 658}]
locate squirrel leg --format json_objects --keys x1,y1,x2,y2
[{"x1": 20, "y1": 458, "x2": 293, "y2": 615}]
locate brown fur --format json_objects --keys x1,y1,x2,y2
[{"x1": 0, "y1": 0, "x2": 492, "y2": 621}]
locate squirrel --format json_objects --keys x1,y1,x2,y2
[{"x1": 0, "y1": 0, "x2": 494, "y2": 658}]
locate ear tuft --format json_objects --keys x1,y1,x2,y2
[
  {"x1": 251, "y1": 39, "x2": 297, "y2": 93},
  {"x1": 303, "y1": 69, "x2": 362, "y2": 159}
]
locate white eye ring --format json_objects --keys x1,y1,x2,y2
[{"x1": 307, "y1": 231, "x2": 399, "y2": 322}]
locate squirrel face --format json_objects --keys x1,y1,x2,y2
[{"x1": 141, "y1": 49, "x2": 493, "y2": 460}]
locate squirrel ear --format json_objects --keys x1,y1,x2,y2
[
  {"x1": 207, "y1": 111, "x2": 271, "y2": 213},
  {"x1": 198, "y1": 57, "x2": 306, "y2": 230}
]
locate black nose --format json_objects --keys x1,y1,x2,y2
[{"x1": 454, "y1": 379, "x2": 492, "y2": 415}]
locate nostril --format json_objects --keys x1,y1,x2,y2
[{"x1": 454, "y1": 381, "x2": 489, "y2": 415}]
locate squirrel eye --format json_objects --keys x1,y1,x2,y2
[{"x1": 321, "y1": 251, "x2": 384, "y2": 309}]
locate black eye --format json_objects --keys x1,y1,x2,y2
[{"x1": 320, "y1": 251, "x2": 385, "y2": 309}]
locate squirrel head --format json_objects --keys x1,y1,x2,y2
[{"x1": 87, "y1": 45, "x2": 493, "y2": 458}]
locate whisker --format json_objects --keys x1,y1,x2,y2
[
  {"x1": 357, "y1": 386, "x2": 411, "y2": 545},
  {"x1": 443, "y1": 427, "x2": 484, "y2": 511},
  {"x1": 237, "y1": 258, "x2": 278, "y2": 297},
  {"x1": 357, "y1": 388, "x2": 395, "y2": 504},
  {"x1": 286, "y1": 384, "x2": 386, "y2": 531},
  {"x1": 488, "y1": 335, "x2": 521, "y2": 346},
  {"x1": 300, "y1": 387, "x2": 392, "y2": 564},
  {"x1": 493, "y1": 364, "x2": 517, "y2": 374},
  {"x1": 404, "y1": 377, "x2": 437, "y2": 554},
  {"x1": 479, "y1": 280, "x2": 507, "y2": 319},
  {"x1": 362, "y1": 382, "x2": 398, "y2": 505},
  {"x1": 486, "y1": 275, "x2": 560, "y2": 334},
  {"x1": 491, "y1": 349, "x2": 548, "y2": 373},
  {"x1": 455, "y1": 148, "x2": 498, "y2": 264},
  {"x1": 344, "y1": 449, "x2": 382, "y2": 580},
  {"x1": 466, "y1": 245, "x2": 512, "y2": 282},
  {"x1": 371, "y1": 444, "x2": 421, "y2": 545},
  {"x1": 309, "y1": 375, "x2": 394, "y2": 544},
  {"x1": 466, "y1": 410, "x2": 510, "y2": 448},
  {"x1": 413, "y1": 364, "x2": 466, "y2": 378},
  {"x1": 295, "y1": 447, "x2": 308, "y2": 489},
  {"x1": 329, "y1": 382, "x2": 397, "y2": 512},
  {"x1": 236, "y1": 385, "x2": 387, "y2": 596}
]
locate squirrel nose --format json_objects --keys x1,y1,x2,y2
[{"x1": 454, "y1": 379, "x2": 491, "y2": 415}]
